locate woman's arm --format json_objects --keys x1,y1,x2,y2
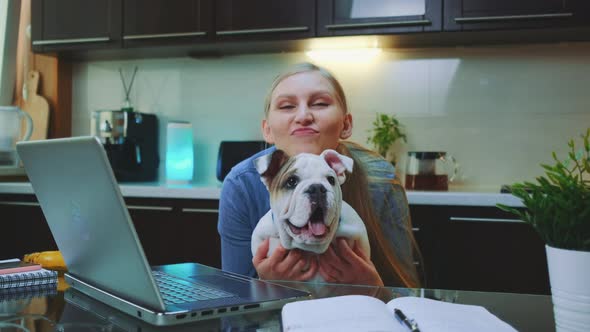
[
  {"x1": 218, "y1": 176, "x2": 258, "y2": 277},
  {"x1": 318, "y1": 238, "x2": 384, "y2": 286}
]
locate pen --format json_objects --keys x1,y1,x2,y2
[{"x1": 394, "y1": 308, "x2": 421, "y2": 332}]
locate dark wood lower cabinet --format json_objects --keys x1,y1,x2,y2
[
  {"x1": 0, "y1": 194, "x2": 220, "y2": 269},
  {"x1": 0, "y1": 195, "x2": 58, "y2": 258},
  {"x1": 410, "y1": 204, "x2": 550, "y2": 295},
  {"x1": 125, "y1": 197, "x2": 221, "y2": 268},
  {"x1": 1, "y1": 193, "x2": 549, "y2": 294}
]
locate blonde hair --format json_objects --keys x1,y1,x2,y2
[
  {"x1": 338, "y1": 142, "x2": 421, "y2": 288},
  {"x1": 263, "y1": 62, "x2": 421, "y2": 287},
  {"x1": 264, "y1": 62, "x2": 348, "y2": 118}
]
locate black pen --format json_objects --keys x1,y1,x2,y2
[{"x1": 394, "y1": 308, "x2": 421, "y2": 332}]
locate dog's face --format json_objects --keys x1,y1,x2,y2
[{"x1": 255, "y1": 149, "x2": 353, "y2": 253}]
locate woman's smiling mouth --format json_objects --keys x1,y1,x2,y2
[{"x1": 291, "y1": 128, "x2": 319, "y2": 136}]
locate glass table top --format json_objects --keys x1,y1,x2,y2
[{"x1": 0, "y1": 278, "x2": 555, "y2": 332}]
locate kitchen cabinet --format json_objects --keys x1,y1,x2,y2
[
  {"x1": 0, "y1": 195, "x2": 58, "y2": 259},
  {"x1": 122, "y1": 197, "x2": 222, "y2": 268},
  {"x1": 215, "y1": 0, "x2": 316, "y2": 41},
  {"x1": 31, "y1": 0, "x2": 590, "y2": 56},
  {"x1": 410, "y1": 204, "x2": 550, "y2": 295},
  {"x1": 123, "y1": 0, "x2": 212, "y2": 48},
  {"x1": 317, "y1": 0, "x2": 442, "y2": 37},
  {"x1": 31, "y1": 0, "x2": 122, "y2": 53},
  {"x1": 444, "y1": 0, "x2": 590, "y2": 31},
  {"x1": 0, "y1": 194, "x2": 221, "y2": 269}
]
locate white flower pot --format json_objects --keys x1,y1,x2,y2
[{"x1": 546, "y1": 245, "x2": 590, "y2": 332}]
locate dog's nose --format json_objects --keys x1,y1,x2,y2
[{"x1": 306, "y1": 184, "x2": 327, "y2": 201}]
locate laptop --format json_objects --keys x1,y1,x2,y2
[{"x1": 17, "y1": 136, "x2": 310, "y2": 326}]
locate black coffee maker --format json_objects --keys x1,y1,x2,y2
[{"x1": 91, "y1": 110, "x2": 159, "y2": 182}]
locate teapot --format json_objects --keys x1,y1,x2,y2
[
  {"x1": 404, "y1": 151, "x2": 458, "y2": 191},
  {"x1": 0, "y1": 106, "x2": 33, "y2": 167}
]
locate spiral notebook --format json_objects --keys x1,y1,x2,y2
[
  {"x1": 0, "y1": 259, "x2": 58, "y2": 289},
  {"x1": 0, "y1": 283, "x2": 58, "y2": 301}
]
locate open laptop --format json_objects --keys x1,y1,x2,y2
[{"x1": 17, "y1": 136, "x2": 310, "y2": 326}]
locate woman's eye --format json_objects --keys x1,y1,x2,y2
[
  {"x1": 312, "y1": 102, "x2": 329, "y2": 107},
  {"x1": 327, "y1": 176, "x2": 336, "y2": 185},
  {"x1": 279, "y1": 105, "x2": 295, "y2": 110}
]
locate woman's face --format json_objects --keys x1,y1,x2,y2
[{"x1": 262, "y1": 71, "x2": 352, "y2": 157}]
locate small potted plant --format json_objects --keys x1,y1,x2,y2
[
  {"x1": 497, "y1": 128, "x2": 590, "y2": 331},
  {"x1": 366, "y1": 113, "x2": 407, "y2": 166}
]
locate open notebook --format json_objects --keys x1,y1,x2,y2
[{"x1": 281, "y1": 295, "x2": 516, "y2": 332}]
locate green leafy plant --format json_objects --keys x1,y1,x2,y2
[
  {"x1": 367, "y1": 113, "x2": 407, "y2": 165},
  {"x1": 497, "y1": 128, "x2": 590, "y2": 251}
]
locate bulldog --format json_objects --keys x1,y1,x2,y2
[{"x1": 251, "y1": 149, "x2": 370, "y2": 279}]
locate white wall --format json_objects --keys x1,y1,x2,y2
[{"x1": 71, "y1": 42, "x2": 590, "y2": 191}]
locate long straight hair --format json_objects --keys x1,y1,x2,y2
[
  {"x1": 264, "y1": 62, "x2": 421, "y2": 287},
  {"x1": 337, "y1": 142, "x2": 421, "y2": 287}
]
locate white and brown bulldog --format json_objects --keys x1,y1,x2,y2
[{"x1": 251, "y1": 149, "x2": 370, "y2": 278}]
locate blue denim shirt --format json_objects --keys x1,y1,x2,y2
[{"x1": 217, "y1": 145, "x2": 414, "y2": 280}]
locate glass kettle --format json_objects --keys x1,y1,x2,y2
[
  {"x1": 404, "y1": 151, "x2": 458, "y2": 191},
  {"x1": 0, "y1": 106, "x2": 33, "y2": 167}
]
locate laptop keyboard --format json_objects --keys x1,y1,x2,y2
[{"x1": 152, "y1": 271, "x2": 235, "y2": 305}]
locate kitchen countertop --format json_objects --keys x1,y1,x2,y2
[{"x1": 0, "y1": 182, "x2": 524, "y2": 207}]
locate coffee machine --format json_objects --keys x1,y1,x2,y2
[{"x1": 91, "y1": 110, "x2": 159, "y2": 182}]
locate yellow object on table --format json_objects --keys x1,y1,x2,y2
[
  {"x1": 23, "y1": 251, "x2": 67, "y2": 272},
  {"x1": 23, "y1": 250, "x2": 69, "y2": 291}
]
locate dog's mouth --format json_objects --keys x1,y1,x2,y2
[{"x1": 287, "y1": 206, "x2": 328, "y2": 238}]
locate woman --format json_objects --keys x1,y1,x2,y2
[{"x1": 218, "y1": 62, "x2": 420, "y2": 287}]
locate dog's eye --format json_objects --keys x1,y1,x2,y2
[
  {"x1": 327, "y1": 176, "x2": 336, "y2": 185},
  {"x1": 285, "y1": 176, "x2": 299, "y2": 189}
]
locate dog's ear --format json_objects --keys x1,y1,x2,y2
[
  {"x1": 321, "y1": 150, "x2": 354, "y2": 184},
  {"x1": 254, "y1": 150, "x2": 288, "y2": 189}
]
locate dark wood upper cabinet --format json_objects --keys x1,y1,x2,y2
[
  {"x1": 123, "y1": 0, "x2": 212, "y2": 47},
  {"x1": 317, "y1": 0, "x2": 442, "y2": 37},
  {"x1": 31, "y1": 0, "x2": 122, "y2": 52},
  {"x1": 444, "y1": 0, "x2": 590, "y2": 31},
  {"x1": 215, "y1": 0, "x2": 316, "y2": 41}
]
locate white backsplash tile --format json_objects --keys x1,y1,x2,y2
[{"x1": 71, "y1": 42, "x2": 590, "y2": 189}]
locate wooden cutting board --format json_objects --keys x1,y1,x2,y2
[{"x1": 22, "y1": 71, "x2": 50, "y2": 141}]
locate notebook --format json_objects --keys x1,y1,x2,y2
[
  {"x1": 0, "y1": 283, "x2": 58, "y2": 302},
  {"x1": 0, "y1": 269, "x2": 57, "y2": 289},
  {"x1": 0, "y1": 259, "x2": 57, "y2": 289},
  {"x1": 281, "y1": 295, "x2": 517, "y2": 332},
  {"x1": 17, "y1": 136, "x2": 310, "y2": 326}
]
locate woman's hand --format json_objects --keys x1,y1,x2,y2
[
  {"x1": 318, "y1": 238, "x2": 384, "y2": 287},
  {"x1": 252, "y1": 238, "x2": 318, "y2": 281}
]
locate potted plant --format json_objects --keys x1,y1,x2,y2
[
  {"x1": 497, "y1": 128, "x2": 590, "y2": 332},
  {"x1": 366, "y1": 113, "x2": 407, "y2": 166}
]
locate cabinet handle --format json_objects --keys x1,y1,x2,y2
[
  {"x1": 326, "y1": 20, "x2": 431, "y2": 30},
  {"x1": 0, "y1": 201, "x2": 40, "y2": 207},
  {"x1": 123, "y1": 31, "x2": 206, "y2": 40},
  {"x1": 216, "y1": 26, "x2": 309, "y2": 36},
  {"x1": 127, "y1": 205, "x2": 173, "y2": 212},
  {"x1": 32, "y1": 37, "x2": 111, "y2": 46},
  {"x1": 412, "y1": 227, "x2": 420, "y2": 232},
  {"x1": 181, "y1": 208, "x2": 218, "y2": 214},
  {"x1": 454, "y1": 12, "x2": 573, "y2": 23},
  {"x1": 450, "y1": 217, "x2": 522, "y2": 223}
]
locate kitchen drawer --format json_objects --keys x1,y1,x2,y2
[{"x1": 409, "y1": 204, "x2": 550, "y2": 294}]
